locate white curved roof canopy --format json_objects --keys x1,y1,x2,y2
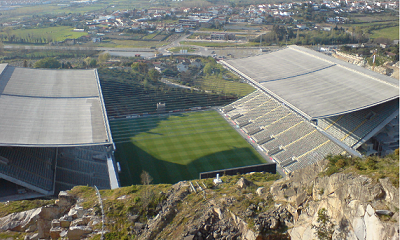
[
  {"x1": 0, "y1": 64, "x2": 112, "y2": 147},
  {"x1": 223, "y1": 45, "x2": 399, "y2": 119}
]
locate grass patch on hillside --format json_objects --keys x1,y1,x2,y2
[
  {"x1": 323, "y1": 150, "x2": 399, "y2": 187},
  {"x1": 0, "y1": 5, "x2": 62, "y2": 23},
  {"x1": 0, "y1": 0, "x2": 151, "y2": 23},
  {"x1": 111, "y1": 111, "x2": 267, "y2": 186},
  {"x1": 11, "y1": 26, "x2": 88, "y2": 42},
  {"x1": 0, "y1": 199, "x2": 55, "y2": 218},
  {"x1": 142, "y1": 32, "x2": 159, "y2": 40},
  {"x1": 193, "y1": 74, "x2": 255, "y2": 97},
  {"x1": 198, "y1": 28, "x2": 243, "y2": 33},
  {"x1": 180, "y1": 41, "x2": 258, "y2": 47},
  {"x1": 92, "y1": 39, "x2": 166, "y2": 48},
  {"x1": 370, "y1": 26, "x2": 399, "y2": 40},
  {"x1": 67, "y1": 171, "x2": 280, "y2": 239},
  {"x1": 167, "y1": 46, "x2": 196, "y2": 53}
]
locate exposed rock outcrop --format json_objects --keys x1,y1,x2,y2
[
  {"x1": 139, "y1": 181, "x2": 191, "y2": 240},
  {"x1": 0, "y1": 159, "x2": 398, "y2": 240},
  {"x1": 0, "y1": 191, "x2": 101, "y2": 240},
  {"x1": 0, "y1": 191, "x2": 76, "y2": 238},
  {"x1": 270, "y1": 160, "x2": 399, "y2": 240}
]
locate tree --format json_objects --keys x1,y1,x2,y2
[
  {"x1": 140, "y1": 170, "x2": 153, "y2": 185},
  {"x1": 33, "y1": 57, "x2": 61, "y2": 69},
  {"x1": 131, "y1": 62, "x2": 148, "y2": 74},
  {"x1": 89, "y1": 59, "x2": 97, "y2": 68},
  {"x1": 203, "y1": 62, "x2": 214, "y2": 75},
  {"x1": 84, "y1": 57, "x2": 92, "y2": 68},
  {"x1": 148, "y1": 68, "x2": 161, "y2": 82},
  {"x1": 65, "y1": 61, "x2": 73, "y2": 69},
  {"x1": 312, "y1": 208, "x2": 335, "y2": 240},
  {"x1": 84, "y1": 57, "x2": 97, "y2": 68},
  {"x1": 162, "y1": 68, "x2": 178, "y2": 77},
  {"x1": 98, "y1": 52, "x2": 110, "y2": 63}
]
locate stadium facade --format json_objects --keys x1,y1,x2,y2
[
  {"x1": 220, "y1": 45, "x2": 399, "y2": 174},
  {"x1": 0, "y1": 64, "x2": 119, "y2": 201}
]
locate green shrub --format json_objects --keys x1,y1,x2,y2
[
  {"x1": 33, "y1": 57, "x2": 60, "y2": 68},
  {"x1": 325, "y1": 166, "x2": 339, "y2": 176},
  {"x1": 365, "y1": 157, "x2": 377, "y2": 170},
  {"x1": 335, "y1": 159, "x2": 346, "y2": 168},
  {"x1": 312, "y1": 208, "x2": 335, "y2": 240}
]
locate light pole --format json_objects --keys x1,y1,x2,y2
[{"x1": 95, "y1": 186, "x2": 105, "y2": 240}]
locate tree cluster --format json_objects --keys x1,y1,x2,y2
[
  {"x1": 33, "y1": 57, "x2": 61, "y2": 68},
  {"x1": 131, "y1": 62, "x2": 161, "y2": 83}
]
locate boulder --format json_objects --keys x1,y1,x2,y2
[
  {"x1": 236, "y1": 178, "x2": 254, "y2": 189},
  {"x1": 68, "y1": 206, "x2": 84, "y2": 219},
  {"x1": 67, "y1": 226, "x2": 93, "y2": 240},
  {"x1": 25, "y1": 223, "x2": 37, "y2": 232},
  {"x1": 49, "y1": 227, "x2": 63, "y2": 239},
  {"x1": 379, "y1": 178, "x2": 399, "y2": 211},
  {"x1": 59, "y1": 216, "x2": 72, "y2": 228},
  {"x1": 128, "y1": 214, "x2": 140, "y2": 222},
  {"x1": 0, "y1": 207, "x2": 41, "y2": 232},
  {"x1": 25, "y1": 233, "x2": 39, "y2": 240},
  {"x1": 364, "y1": 205, "x2": 384, "y2": 240},
  {"x1": 88, "y1": 217, "x2": 101, "y2": 228},
  {"x1": 60, "y1": 229, "x2": 68, "y2": 238},
  {"x1": 51, "y1": 219, "x2": 61, "y2": 228},
  {"x1": 37, "y1": 204, "x2": 74, "y2": 239},
  {"x1": 184, "y1": 235, "x2": 195, "y2": 240},
  {"x1": 295, "y1": 192, "x2": 308, "y2": 208},
  {"x1": 71, "y1": 218, "x2": 89, "y2": 226},
  {"x1": 117, "y1": 195, "x2": 127, "y2": 200},
  {"x1": 270, "y1": 218, "x2": 279, "y2": 230},
  {"x1": 134, "y1": 222, "x2": 145, "y2": 231},
  {"x1": 256, "y1": 187, "x2": 265, "y2": 196},
  {"x1": 56, "y1": 191, "x2": 76, "y2": 207}
]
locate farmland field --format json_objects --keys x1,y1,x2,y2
[
  {"x1": 11, "y1": 26, "x2": 88, "y2": 42},
  {"x1": 110, "y1": 111, "x2": 266, "y2": 186},
  {"x1": 370, "y1": 26, "x2": 399, "y2": 40}
]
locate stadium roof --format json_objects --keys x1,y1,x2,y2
[
  {"x1": 222, "y1": 45, "x2": 399, "y2": 120},
  {"x1": 0, "y1": 64, "x2": 113, "y2": 147}
]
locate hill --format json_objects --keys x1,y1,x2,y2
[{"x1": 0, "y1": 152, "x2": 398, "y2": 240}]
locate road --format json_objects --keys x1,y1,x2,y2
[
  {"x1": 3, "y1": 33, "x2": 268, "y2": 58},
  {"x1": 193, "y1": 30, "x2": 265, "y2": 35},
  {"x1": 157, "y1": 33, "x2": 212, "y2": 57}
]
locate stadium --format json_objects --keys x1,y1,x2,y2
[
  {"x1": 0, "y1": 64, "x2": 118, "y2": 201},
  {"x1": 0, "y1": 45, "x2": 398, "y2": 200},
  {"x1": 220, "y1": 45, "x2": 398, "y2": 173}
]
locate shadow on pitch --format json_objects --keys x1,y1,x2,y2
[
  {"x1": 117, "y1": 143, "x2": 265, "y2": 186},
  {"x1": 110, "y1": 113, "x2": 192, "y2": 141}
]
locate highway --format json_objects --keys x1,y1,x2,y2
[{"x1": 3, "y1": 33, "x2": 271, "y2": 58}]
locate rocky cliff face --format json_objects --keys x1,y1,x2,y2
[
  {"x1": 332, "y1": 51, "x2": 398, "y2": 78},
  {"x1": 270, "y1": 160, "x2": 399, "y2": 240},
  {"x1": 0, "y1": 159, "x2": 398, "y2": 240}
]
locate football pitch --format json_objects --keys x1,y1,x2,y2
[{"x1": 110, "y1": 110, "x2": 266, "y2": 186}]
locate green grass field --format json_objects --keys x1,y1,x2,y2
[
  {"x1": 110, "y1": 111, "x2": 266, "y2": 186},
  {"x1": 180, "y1": 41, "x2": 259, "y2": 47},
  {"x1": 193, "y1": 75, "x2": 255, "y2": 97},
  {"x1": 370, "y1": 26, "x2": 399, "y2": 40},
  {"x1": 11, "y1": 26, "x2": 88, "y2": 42},
  {"x1": 167, "y1": 46, "x2": 196, "y2": 53},
  {"x1": 92, "y1": 39, "x2": 166, "y2": 48}
]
